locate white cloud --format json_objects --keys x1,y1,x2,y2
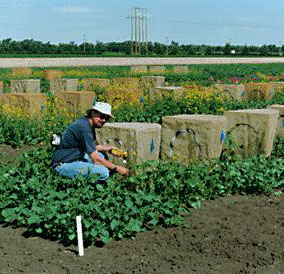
[{"x1": 54, "y1": 6, "x2": 97, "y2": 14}]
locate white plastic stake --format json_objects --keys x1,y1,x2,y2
[{"x1": 76, "y1": 216, "x2": 84, "y2": 256}]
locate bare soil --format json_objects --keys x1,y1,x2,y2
[
  {"x1": 1, "y1": 145, "x2": 284, "y2": 274},
  {"x1": 0, "y1": 144, "x2": 33, "y2": 165}
]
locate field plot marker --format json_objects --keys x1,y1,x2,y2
[{"x1": 76, "y1": 216, "x2": 84, "y2": 256}]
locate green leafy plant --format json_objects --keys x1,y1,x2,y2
[{"x1": 1, "y1": 143, "x2": 284, "y2": 246}]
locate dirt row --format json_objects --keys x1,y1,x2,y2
[{"x1": 1, "y1": 57, "x2": 284, "y2": 68}]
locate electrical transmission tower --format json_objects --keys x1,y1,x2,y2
[{"x1": 130, "y1": 7, "x2": 147, "y2": 55}]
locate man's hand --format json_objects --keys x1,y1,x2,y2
[
  {"x1": 105, "y1": 145, "x2": 114, "y2": 152},
  {"x1": 115, "y1": 165, "x2": 130, "y2": 175},
  {"x1": 90, "y1": 151, "x2": 129, "y2": 176},
  {"x1": 95, "y1": 145, "x2": 115, "y2": 152}
]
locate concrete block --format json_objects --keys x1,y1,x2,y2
[
  {"x1": 266, "y1": 104, "x2": 284, "y2": 137},
  {"x1": 269, "y1": 82, "x2": 284, "y2": 98},
  {"x1": 140, "y1": 76, "x2": 165, "y2": 88},
  {"x1": 12, "y1": 67, "x2": 32, "y2": 77},
  {"x1": 148, "y1": 66, "x2": 166, "y2": 73},
  {"x1": 43, "y1": 70, "x2": 62, "y2": 81},
  {"x1": 244, "y1": 83, "x2": 272, "y2": 100},
  {"x1": 10, "y1": 79, "x2": 41, "y2": 93},
  {"x1": 96, "y1": 123, "x2": 161, "y2": 165},
  {"x1": 55, "y1": 91, "x2": 95, "y2": 116},
  {"x1": 173, "y1": 66, "x2": 189, "y2": 73},
  {"x1": 224, "y1": 109, "x2": 279, "y2": 157},
  {"x1": 161, "y1": 114, "x2": 227, "y2": 164},
  {"x1": 50, "y1": 78, "x2": 78, "y2": 93},
  {"x1": 112, "y1": 78, "x2": 140, "y2": 88},
  {"x1": 130, "y1": 65, "x2": 147, "y2": 73},
  {"x1": 83, "y1": 78, "x2": 110, "y2": 91},
  {"x1": 214, "y1": 84, "x2": 246, "y2": 100},
  {"x1": 1, "y1": 93, "x2": 46, "y2": 117}
]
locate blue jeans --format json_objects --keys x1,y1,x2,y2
[{"x1": 55, "y1": 153, "x2": 109, "y2": 181}]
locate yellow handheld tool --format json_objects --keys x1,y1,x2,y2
[{"x1": 110, "y1": 148, "x2": 128, "y2": 158}]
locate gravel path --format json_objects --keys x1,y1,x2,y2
[{"x1": 0, "y1": 57, "x2": 284, "y2": 68}]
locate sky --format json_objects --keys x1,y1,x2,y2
[{"x1": 1, "y1": 0, "x2": 284, "y2": 46}]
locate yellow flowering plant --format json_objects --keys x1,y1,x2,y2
[
  {"x1": 185, "y1": 86, "x2": 228, "y2": 114},
  {"x1": 106, "y1": 82, "x2": 143, "y2": 110}
]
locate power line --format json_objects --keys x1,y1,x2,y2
[{"x1": 149, "y1": 17, "x2": 284, "y2": 31}]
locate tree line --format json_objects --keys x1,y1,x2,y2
[{"x1": 0, "y1": 38, "x2": 283, "y2": 56}]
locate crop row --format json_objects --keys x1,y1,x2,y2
[
  {"x1": 1, "y1": 88, "x2": 284, "y2": 148},
  {"x1": 1, "y1": 63, "x2": 284, "y2": 88},
  {"x1": 1, "y1": 138, "x2": 284, "y2": 245}
]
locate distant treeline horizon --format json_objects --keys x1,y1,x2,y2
[{"x1": 1, "y1": 38, "x2": 284, "y2": 57}]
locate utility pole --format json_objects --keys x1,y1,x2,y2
[
  {"x1": 83, "y1": 34, "x2": 86, "y2": 53},
  {"x1": 134, "y1": 7, "x2": 138, "y2": 54},
  {"x1": 130, "y1": 7, "x2": 147, "y2": 55},
  {"x1": 141, "y1": 9, "x2": 144, "y2": 53},
  {"x1": 131, "y1": 8, "x2": 134, "y2": 55},
  {"x1": 138, "y1": 12, "x2": 141, "y2": 54},
  {"x1": 145, "y1": 8, "x2": 148, "y2": 54}
]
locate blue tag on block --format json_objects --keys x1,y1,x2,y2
[
  {"x1": 282, "y1": 118, "x2": 284, "y2": 128},
  {"x1": 221, "y1": 129, "x2": 226, "y2": 143},
  {"x1": 150, "y1": 139, "x2": 155, "y2": 153},
  {"x1": 241, "y1": 91, "x2": 245, "y2": 96},
  {"x1": 93, "y1": 98, "x2": 96, "y2": 105},
  {"x1": 140, "y1": 96, "x2": 144, "y2": 103}
]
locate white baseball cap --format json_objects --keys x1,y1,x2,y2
[{"x1": 91, "y1": 102, "x2": 114, "y2": 118}]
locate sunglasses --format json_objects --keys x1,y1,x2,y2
[{"x1": 98, "y1": 113, "x2": 110, "y2": 121}]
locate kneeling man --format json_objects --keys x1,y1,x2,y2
[{"x1": 51, "y1": 102, "x2": 129, "y2": 182}]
